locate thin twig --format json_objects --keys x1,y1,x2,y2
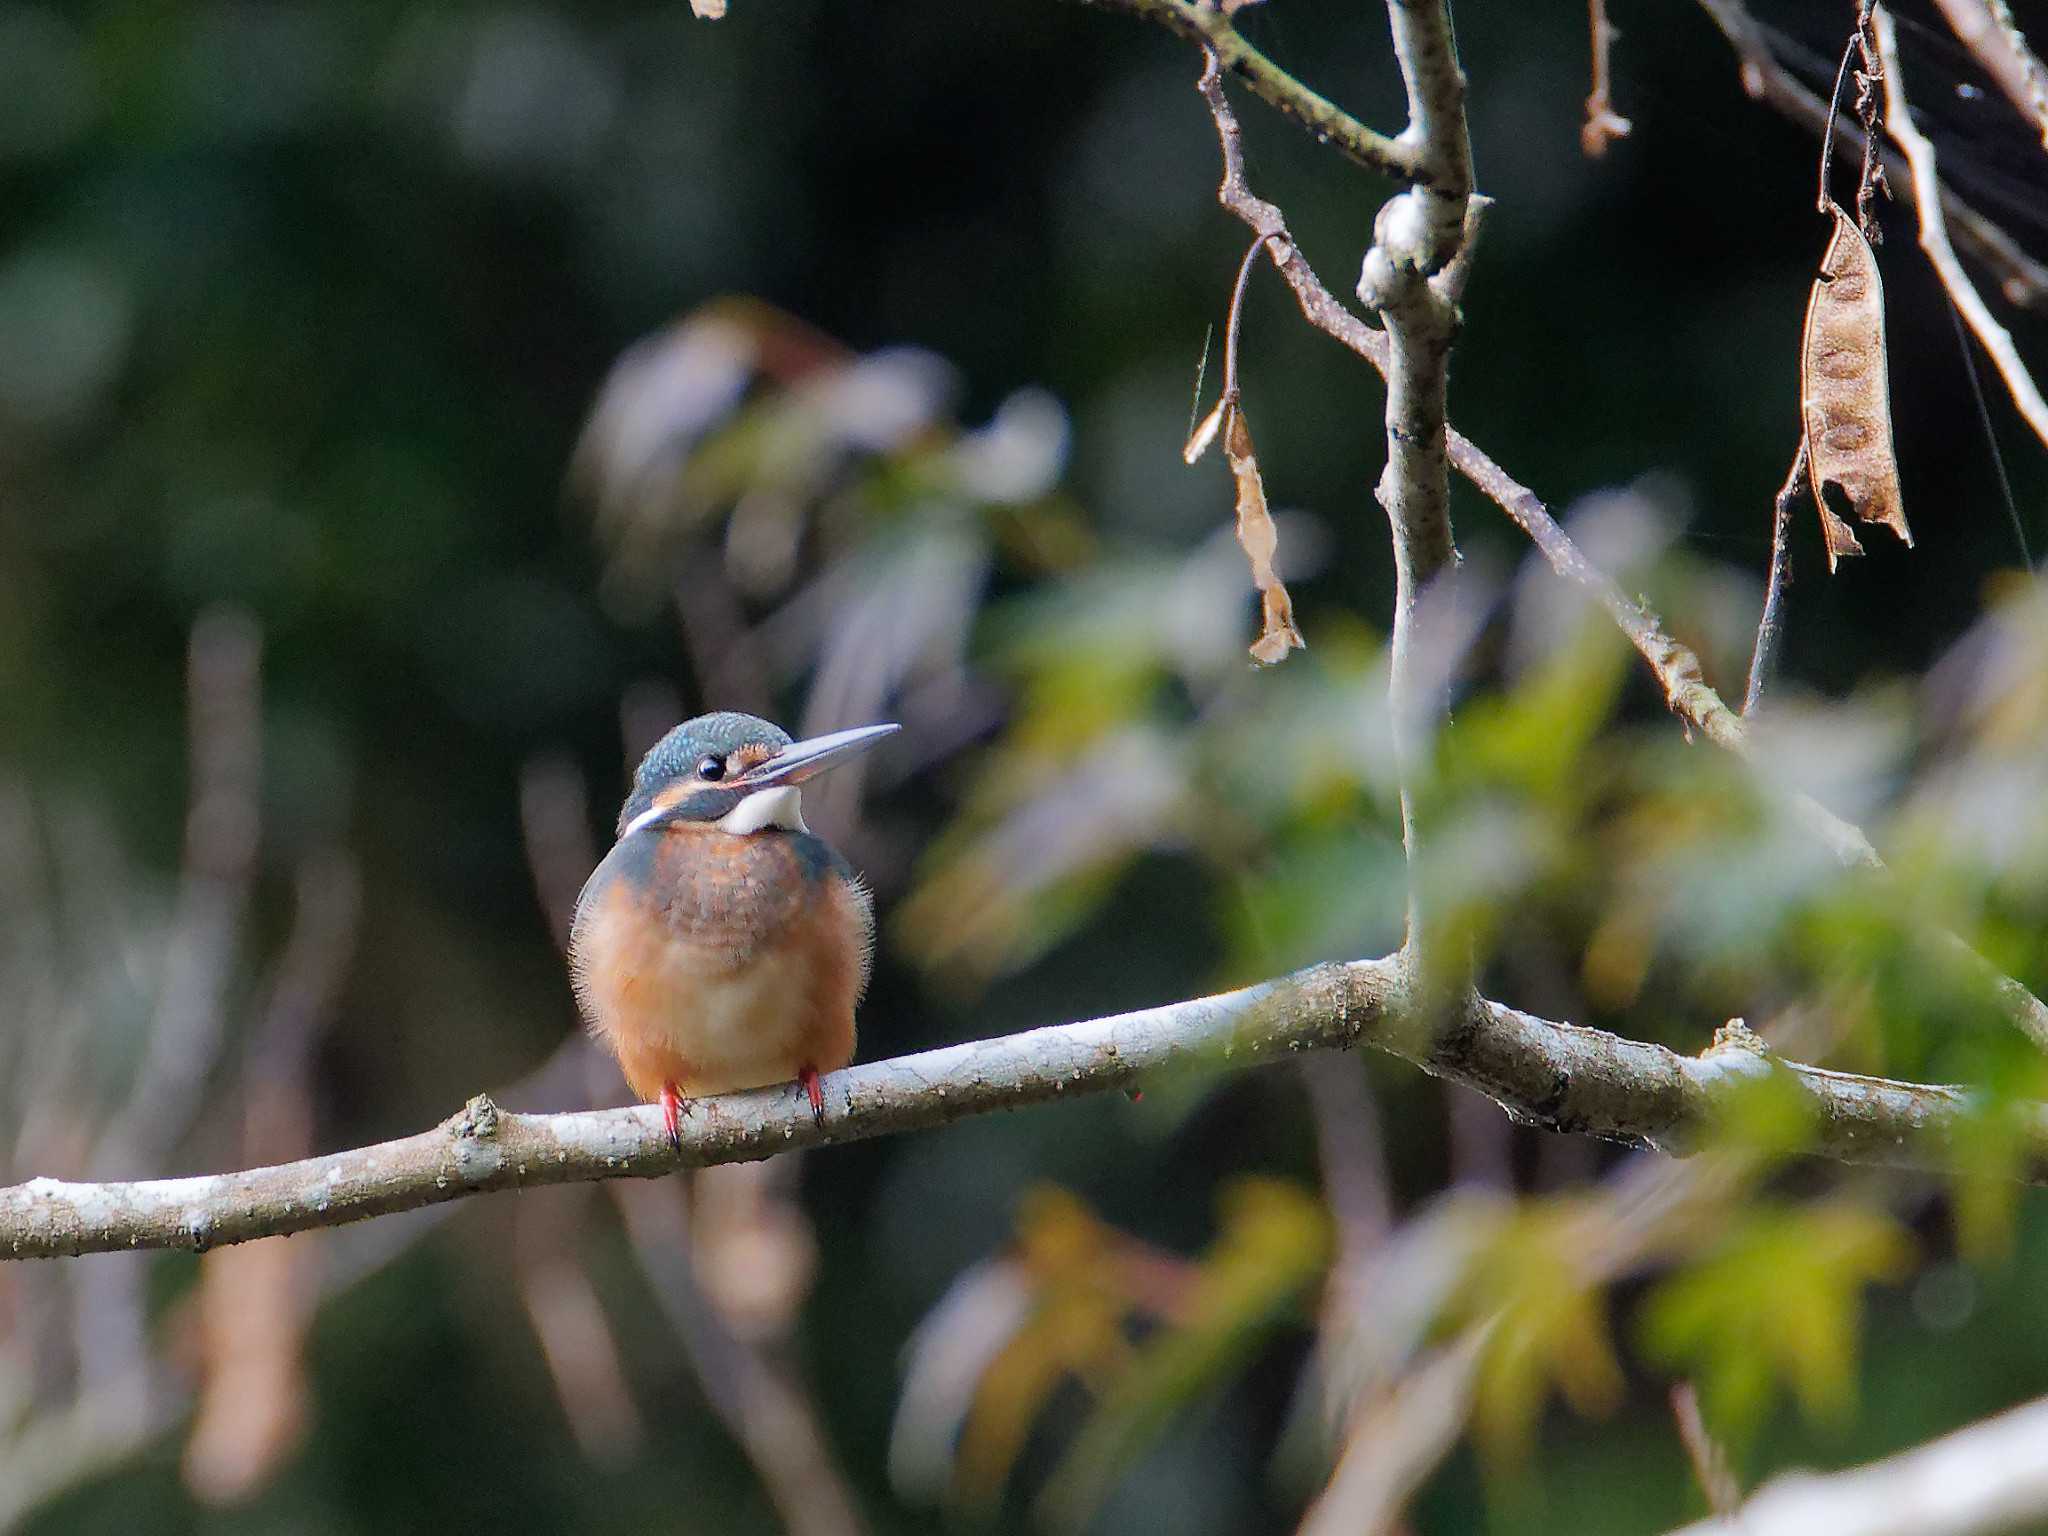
[
  {"x1": 1221, "y1": 231, "x2": 1265, "y2": 408},
  {"x1": 515, "y1": 1189, "x2": 645, "y2": 1467},
  {"x1": 1744, "y1": 440, "x2": 1809, "y2": 716},
  {"x1": 1083, "y1": 0, "x2": 1423, "y2": 185},
  {"x1": 1672, "y1": 1382, "x2": 1742, "y2": 1517},
  {"x1": 1875, "y1": 4, "x2": 2048, "y2": 456},
  {"x1": 1932, "y1": 0, "x2": 2048, "y2": 153},
  {"x1": 1296, "y1": 1334, "x2": 1484, "y2": 1536},
  {"x1": 1299, "y1": 1054, "x2": 1393, "y2": 1267},
  {"x1": 1853, "y1": 2, "x2": 1890, "y2": 238},
  {"x1": 1696, "y1": 0, "x2": 2048, "y2": 309},
  {"x1": 102, "y1": 607, "x2": 264, "y2": 1174},
  {"x1": 518, "y1": 756, "x2": 598, "y2": 953},
  {"x1": 614, "y1": 1182, "x2": 867, "y2": 1536},
  {"x1": 1582, "y1": 0, "x2": 1633, "y2": 155}
]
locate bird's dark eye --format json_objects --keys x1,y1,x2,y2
[{"x1": 695, "y1": 755, "x2": 726, "y2": 782}]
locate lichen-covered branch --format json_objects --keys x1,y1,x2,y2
[
  {"x1": 5, "y1": 958, "x2": 2042, "y2": 1260},
  {"x1": 1354, "y1": 0, "x2": 1476, "y2": 975}
]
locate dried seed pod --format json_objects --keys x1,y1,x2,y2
[{"x1": 1801, "y1": 200, "x2": 1909, "y2": 570}]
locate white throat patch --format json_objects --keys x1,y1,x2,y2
[{"x1": 717, "y1": 784, "x2": 808, "y2": 836}]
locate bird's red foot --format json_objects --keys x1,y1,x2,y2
[
  {"x1": 659, "y1": 1081, "x2": 686, "y2": 1151},
  {"x1": 798, "y1": 1064, "x2": 825, "y2": 1128}
]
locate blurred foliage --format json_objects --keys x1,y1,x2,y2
[
  {"x1": 1640, "y1": 1202, "x2": 1913, "y2": 1454},
  {"x1": 6, "y1": 3, "x2": 2048, "y2": 1535}
]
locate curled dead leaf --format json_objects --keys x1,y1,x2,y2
[
  {"x1": 1186, "y1": 397, "x2": 1305, "y2": 665},
  {"x1": 1801, "y1": 200, "x2": 1909, "y2": 570},
  {"x1": 1225, "y1": 408, "x2": 1306, "y2": 666}
]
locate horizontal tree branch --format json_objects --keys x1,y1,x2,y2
[{"x1": 5, "y1": 957, "x2": 2042, "y2": 1260}]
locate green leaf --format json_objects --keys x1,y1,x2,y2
[
  {"x1": 1452, "y1": 1200, "x2": 1627, "y2": 1468},
  {"x1": 1638, "y1": 1201, "x2": 1910, "y2": 1449}
]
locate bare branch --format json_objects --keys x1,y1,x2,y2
[
  {"x1": 1875, "y1": 4, "x2": 2048, "y2": 457},
  {"x1": 1582, "y1": 0, "x2": 1633, "y2": 156},
  {"x1": 1185, "y1": 59, "x2": 2048, "y2": 1054},
  {"x1": 1665, "y1": 1390, "x2": 2048, "y2": 1536},
  {"x1": 5, "y1": 959, "x2": 2046, "y2": 1260},
  {"x1": 1743, "y1": 440, "x2": 1810, "y2": 716},
  {"x1": 1695, "y1": 0, "x2": 2048, "y2": 309},
  {"x1": 1084, "y1": 0, "x2": 1420, "y2": 184},
  {"x1": 1296, "y1": 1334, "x2": 1482, "y2": 1536},
  {"x1": 1932, "y1": 0, "x2": 2048, "y2": 153},
  {"x1": 1672, "y1": 1382, "x2": 1742, "y2": 1518},
  {"x1": 103, "y1": 606, "x2": 263, "y2": 1173},
  {"x1": 1353, "y1": 0, "x2": 1476, "y2": 977},
  {"x1": 614, "y1": 1180, "x2": 867, "y2": 1536}
]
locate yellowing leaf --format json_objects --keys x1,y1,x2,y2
[
  {"x1": 1801, "y1": 201, "x2": 1909, "y2": 571},
  {"x1": 1639, "y1": 1201, "x2": 1911, "y2": 1446},
  {"x1": 1452, "y1": 1201, "x2": 1627, "y2": 1467},
  {"x1": 950, "y1": 1186, "x2": 1158, "y2": 1508},
  {"x1": 1040, "y1": 1178, "x2": 1331, "y2": 1525}
]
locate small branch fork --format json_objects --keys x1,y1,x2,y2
[
  {"x1": 1082, "y1": 0, "x2": 1432, "y2": 187},
  {"x1": 4, "y1": 956, "x2": 2042, "y2": 1260},
  {"x1": 1582, "y1": 0, "x2": 1633, "y2": 156},
  {"x1": 1182, "y1": 35, "x2": 2048, "y2": 1049},
  {"x1": 1742, "y1": 441, "x2": 1809, "y2": 716}
]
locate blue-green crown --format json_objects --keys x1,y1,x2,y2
[{"x1": 617, "y1": 711, "x2": 792, "y2": 835}]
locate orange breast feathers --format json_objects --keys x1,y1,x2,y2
[{"x1": 568, "y1": 825, "x2": 873, "y2": 1103}]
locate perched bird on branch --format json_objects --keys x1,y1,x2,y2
[{"x1": 570, "y1": 712, "x2": 897, "y2": 1145}]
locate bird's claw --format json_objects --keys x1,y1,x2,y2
[
  {"x1": 659, "y1": 1082, "x2": 686, "y2": 1153},
  {"x1": 798, "y1": 1065, "x2": 826, "y2": 1130}
]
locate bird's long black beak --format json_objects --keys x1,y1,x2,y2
[{"x1": 741, "y1": 723, "x2": 900, "y2": 790}]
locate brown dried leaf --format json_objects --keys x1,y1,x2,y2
[
  {"x1": 1223, "y1": 406, "x2": 1306, "y2": 666},
  {"x1": 1801, "y1": 201, "x2": 1909, "y2": 571}
]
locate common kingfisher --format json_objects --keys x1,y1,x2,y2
[{"x1": 569, "y1": 712, "x2": 898, "y2": 1145}]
